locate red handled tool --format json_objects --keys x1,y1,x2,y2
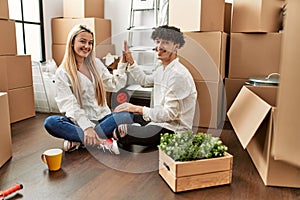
[{"x1": 0, "y1": 184, "x2": 23, "y2": 199}]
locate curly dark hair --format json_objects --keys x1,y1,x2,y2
[{"x1": 151, "y1": 25, "x2": 185, "y2": 48}]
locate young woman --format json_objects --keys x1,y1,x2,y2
[
  {"x1": 44, "y1": 24, "x2": 133, "y2": 154},
  {"x1": 113, "y1": 25, "x2": 197, "y2": 147}
]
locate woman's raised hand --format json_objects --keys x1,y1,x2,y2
[{"x1": 122, "y1": 40, "x2": 134, "y2": 65}]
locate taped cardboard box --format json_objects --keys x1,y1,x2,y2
[
  {"x1": 227, "y1": 86, "x2": 300, "y2": 187},
  {"x1": 0, "y1": 92, "x2": 12, "y2": 168}
]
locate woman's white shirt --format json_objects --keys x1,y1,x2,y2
[{"x1": 55, "y1": 58, "x2": 127, "y2": 131}]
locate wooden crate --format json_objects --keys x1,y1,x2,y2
[{"x1": 159, "y1": 150, "x2": 233, "y2": 192}]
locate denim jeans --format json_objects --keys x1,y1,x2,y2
[{"x1": 44, "y1": 112, "x2": 133, "y2": 143}]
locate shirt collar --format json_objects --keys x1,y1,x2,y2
[{"x1": 163, "y1": 57, "x2": 179, "y2": 71}]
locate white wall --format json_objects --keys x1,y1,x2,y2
[
  {"x1": 43, "y1": 0, "x2": 63, "y2": 61},
  {"x1": 104, "y1": 0, "x2": 131, "y2": 55},
  {"x1": 43, "y1": 0, "x2": 133, "y2": 60}
]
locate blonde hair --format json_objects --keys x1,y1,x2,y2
[{"x1": 61, "y1": 24, "x2": 106, "y2": 107}]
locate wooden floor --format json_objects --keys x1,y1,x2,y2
[{"x1": 0, "y1": 113, "x2": 299, "y2": 200}]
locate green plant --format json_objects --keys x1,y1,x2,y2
[{"x1": 158, "y1": 132, "x2": 228, "y2": 161}]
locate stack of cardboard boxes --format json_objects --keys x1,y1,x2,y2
[
  {"x1": 52, "y1": 0, "x2": 115, "y2": 66},
  {"x1": 225, "y1": 0, "x2": 284, "y2": 115},
  {"x1": 169, "y1": 0, "x2": 227, "y2": 129},
  {"x1": 0, "y1": 0, "x2": 35, "y2": 124},
  {"x1": 227, "y1": 0, "x2": 300, "y2": 187},
  {"x1": 0, "y1": 0, "x2": 35, "y2": 167}
]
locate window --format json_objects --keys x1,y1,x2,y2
[{"x1": 9, "y1": 0, "x2": 45, "y2": 62}]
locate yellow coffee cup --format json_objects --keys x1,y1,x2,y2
[{"x1": 41, "y1": 148, "x2": 63, "y2": 171}]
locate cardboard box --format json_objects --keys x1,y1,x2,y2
[
  {"x1": 193, "y1": 80, "x2": 224, "y2": 129},
  {"x1": 179, "y1": 32, "x2": 227, "y2": 81},
  {"x1": 0, "y1": 92, "x2": 12, "y2": 168},
  {"x1": 52, "y1": 44, "x2": 66, "y2": 66},
  {"x1": 273, "y1": 0, "x2": 300, "y2": 168},
  {"x1": 229, "y1": 33, "x2": 282, "y2": 79},
  {"x1": 169, "y1": 0, "x2": 225, "y2": 32},
  {"x1": 0, "y1": 20, "x2": 17, "y2": 55},
  {"x1": 95, "y1": 44, "x2": 116, "y2": 59},
  {"x1": 224, "y1": 2, "x2": 232, "y2": 34},
  {"x1": 63, "y1": 0, "x2": 104, "y2": 18},
  {"x1": 231, "y1": 0, "x2": 285, "y2": 32},
  {"x1": 52, "y1": 18, "x2": 111, "y2": 45},
  {"x1": 8, "y1": 86, "x2": 36, "y2": 123},
  {"x1": 224, "y1": 78, "x2": 247, "y2": 112},
  {"x1": 0, "y1": 55, "x2": 32, "y2": 91},
  {"x1": 227, "y1": 86, "x2": 300, "y2": 187},
  {"x1": 0, "y1": 0, "x2": 9, "y2": 19},
  {"x1": 159, "y1": 150, "x2": 233, "y2": 192}
]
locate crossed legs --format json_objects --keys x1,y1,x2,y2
[{"x1": 113, "y1": 115, "x2": 174, "y2": 147}]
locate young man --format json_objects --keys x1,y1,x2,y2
[{"x1": 113, "y1": 25, "x2": 197, "y2": 147}]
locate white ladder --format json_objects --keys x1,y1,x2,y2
[
  {"x1": 125, "y1": 0, "x2": 169, "y2": 103},
  {"x1": 127, "y1": 0, "x2": 160, "y2": 52}
]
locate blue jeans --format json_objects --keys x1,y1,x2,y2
[{"x1": 44, "y1": 112, "x2": 133, "y2": 143}]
